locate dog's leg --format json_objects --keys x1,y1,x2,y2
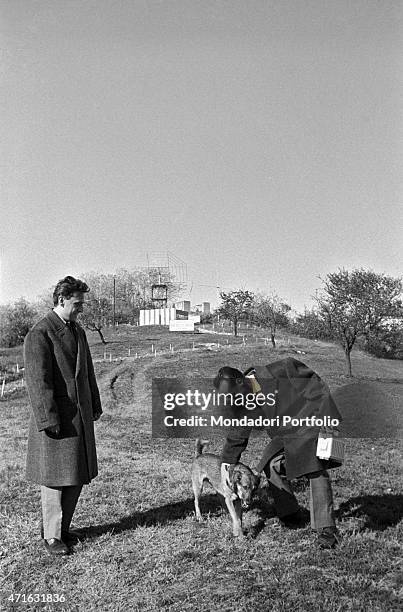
[
  {"x1": 224, "y1": 496, "x2": 244, "y2": 538},
  {"x1": 192, "y1": 475, "x2": 204, "y2": 521},
  {"x1": 233, "y1": 497, "x2": 243, "y2": 529}
]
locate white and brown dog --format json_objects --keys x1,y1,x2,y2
[{"x1": 191, "y1": 439, "x2": 260, "y2": 537}]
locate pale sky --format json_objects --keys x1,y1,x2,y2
[{"x1": 1, "y1": 0, "x2": 402, "y2": 311}]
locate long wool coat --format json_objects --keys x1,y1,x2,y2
[
  {"x1": 221, "y1": 357, "x2": 342, "y2": 479},
  {"x1": 24, "y1": 311, "x2": 102, "y2": 486}
]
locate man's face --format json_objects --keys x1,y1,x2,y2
[{"x1": 58, "y1": 292, "x2": 86, "y2": 321}]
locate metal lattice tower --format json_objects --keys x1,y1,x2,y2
[
  {"x1": 146, "y1": 252, "x2": 187, "y2": 283},
  {"x1": 145, "y1": 252, "x2": 188, "y2": 307}
]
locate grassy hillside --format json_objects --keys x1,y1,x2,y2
[{"x1": 0, "y1": 326, "x2": 402, "y2": 611}]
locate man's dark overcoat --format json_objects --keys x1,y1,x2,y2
[
  {"x1": 221, "y1": 357, "x2": 342, "y2": 479},
  {"x1": 24, "y1": 311, "x2": 102, "y2": 486}
]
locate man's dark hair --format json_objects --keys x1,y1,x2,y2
[
  {"x1": 53, "y1": 276, "x2": 90, "y2": 305},
  {"x1": 213, "y1": 366, "x2": 245, "y2": 390}
]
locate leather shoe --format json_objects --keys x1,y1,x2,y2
[
  {"x1": 317, "y1": 526, "x2": 339, "y2": 549},
  {"x1": 44, "y1": 539, "x2": 69, "y2": 556}
]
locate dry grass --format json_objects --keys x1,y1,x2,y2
[{"x1": 0, "y1": 327, "x2": 402, "y2": 611}]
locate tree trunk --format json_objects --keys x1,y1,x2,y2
[
  {"x1": 270, "y1": 333, "x2": 276, "y2": 348},
  {"x1": 97, "y1": 328, "x2": 107, "y2": 344},
  {"x1": 345, "y1": 348, "x2": 352, "y2": 377},
  {"x1": 234, "y1": 320, "x2": 238, "y2": 337}
]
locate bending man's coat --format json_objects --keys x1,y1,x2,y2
[
  {"x1": 222, "y1": 357, "x2": 342, "y2": 479},
  {"x1": 24, "y1": 311, "x2": 102, "y2": 486}
]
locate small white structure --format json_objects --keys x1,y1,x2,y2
[
  {"x1": 169, "y1": 319, "x2": 195, "y2": 332},
  {"x1": 139, "y1": 300, "x2": 207, "y2": 327},
  {"x1": 175, "y1": 300, "x2": 191, "y2": 312},
  {"x1": 140, "y1": 307, "x2": 175, "y2": 326},
  {"x1": 139, "y1": 308, "x2": 189, "y2": 326}
]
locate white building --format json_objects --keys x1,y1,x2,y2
[{"x1": 139, "y1": 307, "x2": 189, "y2": 326}]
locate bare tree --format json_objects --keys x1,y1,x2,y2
[
  {"x1": 79, "y1": 295, "x2": 110, "y2": 344},
  {"x1": 317, "y1": 269, "x2": 402, "y2": 376},
  {"x1": 216, "y1": 290, "x2": 254, "y2": 336},
  {"x1": 251, "y1": 293, "x2": 291, "y2": 347}
]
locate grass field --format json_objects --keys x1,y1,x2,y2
[{"x1": 0, "y1": 326, "x2": 402, "y2": 611}]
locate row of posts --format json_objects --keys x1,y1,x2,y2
[
  {"x1": 100, "y1": 334, "x2": 288, "y2": 362},
  {"x1": 1, "y1": 335, "x2": 291, "y2": 395}
]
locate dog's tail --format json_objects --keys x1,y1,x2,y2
[{"x1": 195, "y1": 439, "x2": 210, "y2": 457}]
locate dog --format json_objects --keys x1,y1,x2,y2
[{"x1": 191, "y1": 439, "x2": 260, "y2": 537}]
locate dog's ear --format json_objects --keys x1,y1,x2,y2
[{"x1": 232, "y1": 469, "x2": 242, "y2": 483}]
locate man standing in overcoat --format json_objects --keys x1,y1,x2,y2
[
  {"x1": 24, "y1": 276, "x2": 102, "y2": 556},
  {"x1": 215, "y1": 358, "x2": 343, "y2": 548}
]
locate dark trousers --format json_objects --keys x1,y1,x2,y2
[
  {"x1": 264, "y1": 453, "x2": 335, "y2": 530},
  {"x1": 40, "y1": 485, "x2": 83, "y2": 540}
]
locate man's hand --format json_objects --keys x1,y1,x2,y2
[
  {"x1": 93, "y1": 412, "x2": 102, "y2": 421},
  {"x1": 46, "y1": 424, "x2": 60, "y2": 435},
  {"x1": 221, "y1": 463, "x2": 237, "y2": 500}
]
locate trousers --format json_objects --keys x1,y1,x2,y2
[
  {"x1": 263, "y1": 452, "x2": 335, "y2": 530},
  {"x1": 40, "y1": 485, "x2": 83, "y2": 540}
]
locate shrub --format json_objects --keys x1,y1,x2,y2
[
  {"x1": 0, "y1": 299, "x2": 37, "y2": 347},
  {"x1": 359, "y1": 324, "x2": 403, "y2": 360}
]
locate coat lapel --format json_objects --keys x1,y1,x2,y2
[{"x1": 46, "y1": 311, "x2": 78, "y2": 373}]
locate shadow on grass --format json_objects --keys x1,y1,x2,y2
[
  {"x1": 84, "y1": 492, "x2": 402, "y2": 540},
  {"x1": 337, "y1": 494, "x2": 403, "y2": 530},
  {"x1": 85, "y1": 492, "x2": 279, "y2": 540},
  {"x1": 85, "y1": 493, "x2": 223, "y2": 538}
]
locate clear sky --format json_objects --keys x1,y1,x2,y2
[{"x1": 1, "y1": 0, "x2": 402, "y2": 311}]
